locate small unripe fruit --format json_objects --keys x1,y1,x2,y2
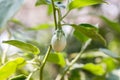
[{"x1": 51, "y1": 29, "x2": 66, "y2": 52}]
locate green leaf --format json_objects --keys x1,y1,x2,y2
[
  {"x1": 10, "y1": 74, "x2": 26, "y2": 80},
  {"x1": 47, "y1": 4, "x2": 53, "y2": 15},
  {"x1": 69, "y1": 69, "x2": 81, "y2": 80},
  {"x1": 100, "y1": 16, "x2": 120, "y2": 34},
  {"x1": 93, "y1": 76, "x2": 106, "y2": 80},
  {"x1": 35, "y1": 0, "x2": 50, "y2": 6},
  {"x1": 0, "y1": 0, "x2": 24, "y2": 28},
  {"x1": 10, "y1": 19, "x2": 23, "y2": 26},
  {"x1": 10, "y1": 18, "x2": 27, "y2": 27},
  {"x1": 74, "y1": 29, "x2": 89, "y2": 43},
  {"x1": 82, "y1": 63, "x2": 105, "y2": 76},
  {"x1": 3, "y1": 40, "x2": 40, "y2": 55},
  {"x1": 0, "y1": 57, "x2": 26, "y2": 80},
  {"x1": 69, "y1": 0, "x2": 105, "y2": 10},
  {"x1": 47, "y1": 52, "x2": 66, "y2": 67},
  {"x1": 99, "y1": 48, "x2": 119, "y2": 58},
  {"x1": 28, "y1": 23, "x2": 54, "y2": 30},
  {"x1": 72, "y1": 24, "x2": 106, "y2": 45},
  {"x1": 102, "y1": 58, "x2": 117, "y2": 72},
  {"x1": 108, "y1": 39, "x2": 120, "y2": 54}
]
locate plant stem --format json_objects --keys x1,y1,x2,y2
[
  {"x1": 26, "y1": 68, "x2": 38, "y2": 80},
  {"x1": 60, "y1": 39, "x2": 92, "y2": 80},
  {"x1": 39, "y1": 45, "x2": 52, "y2": 80},
  {"x1": 60, "y1": 10, "x2": 70, "y2": 21},
  {"x1": 56, "y1": 8, "x2": 62, "y2": 29},
  {"x1": 51, "y1": 0, "x2": 57, "y2": 30}
]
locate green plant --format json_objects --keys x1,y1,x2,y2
[{"x1": 0, "y1": 0, "x2": 120, "y2": 80}]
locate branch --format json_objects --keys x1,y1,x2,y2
[
  {"x1": 51, "y1": 0, "x2": 58, "y2": 30},
  {"x1": 60, "y1": 39, "x2": 92, "y2": 80},
  {"x1": 39, "y1": 45, "x2": 52, "y2": 80}
]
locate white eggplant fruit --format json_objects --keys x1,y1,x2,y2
[{"x1": 51, "y1": 29, "x2": 66, "y2": 52}]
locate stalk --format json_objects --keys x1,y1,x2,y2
[
  {"x1": 60, "y1": 39, "x2": 92, "y2": 80},
  {"x1": 39, "y1": 45, "x2": 52, "y2": 80},
  {"x1": 51, "y1": 0, "x2": 58, "y2": 30}
]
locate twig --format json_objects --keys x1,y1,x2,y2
[
  {"x1": 26, "y1": 68, "x2": 38, "y2": 80},
  {"x1": 60, "y1": 10, "x2": 70, "y2": 21},
  {"x1": 56, "y1": 8, "x2": 62, "y2": 29},
  {"x1": 39, "y1": 45, "x2": 52, "y2": 80},
  {"x1": 60, "y1": 39, "x2": 92, "y2": 80},
  {"x1": 51, "y1": 0, "x2": 58, "y2": 30}
]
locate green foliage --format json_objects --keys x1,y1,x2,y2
[
  {"x1": 108, "y1": 39, "x2": 120, "y2": 54},
  {"x1": 74, "y1": 29, "x2": 89, "y2": 43},
  {"x1": 101, "y1": 16, "x2": 120, "y2": 34},
  {"x1": 93, "y1": 76, "x2": 106, "y2": 80},
  {"x1": 35, "y1": 0, "x2": 48, "y2": 6},
  {"x1": 47, "y1": 4, "x2": 53, "y2": 15},
  {"x1": 10, "y1": 74, "x2": 26, "y2": 80},
  {"x1": 0, "y1": 0, "x2": 24, "y2": 28},
  {"x1": 3, "y1": 40, "x2": 40, "y2": 55},
  {"x1": 10, "y1": 18, "x2": 26, "y2": 27},
  {"x1": 47, "y1": 52, "x2": 66, "y2": 67},
  {"x1": 69, "y1": 0, "x2": 105, "y2": 10},
  {"x1": 69, "y1": 69, "x2": 80, "y2": 80},
  {"x1": 28, "y1": 23, "x2": 54, "y2": 30},
  {"x1": 1, "y1": 0, "x2": 119, "y2": 80},
  {"x1": 0, "y1": 57, "x2": 26, "y2": 80},
  {"x1": 102, "y1": 58, "x2": 117, "y2": 72},
  {"x1": 82, "y1": 63, "x2": 105, "y2": 76},
  {"x1": 72, "y1": 24, "x2": 106, "y2": 45}
]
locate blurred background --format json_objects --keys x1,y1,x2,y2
[{"x1": 0, "y1": 0, "x2": 120, "y2": 80}]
